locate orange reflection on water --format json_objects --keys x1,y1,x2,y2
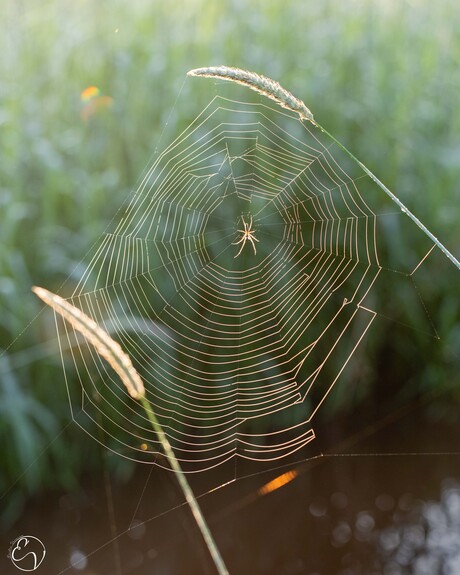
[{"x1": 258, "y1": 469, "x2": 298, "y2": 496}]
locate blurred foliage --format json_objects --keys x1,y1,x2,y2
[{"x1": 0, "y1": 0, "x2": 459, "y2": 524}]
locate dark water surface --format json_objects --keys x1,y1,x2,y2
[{"x1": 3, "y1": 416, "x2": 460, "y2": 575}]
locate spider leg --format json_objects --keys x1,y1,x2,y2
[
  {"x1": 232, "y1": 236, "x2": 245, "y2": 245},
  {"x1": 248, "y1": 235, "x2": 257, "y2": 255},
  {"x1": 234, "y1": 236, "x2": 247, "y2": 258}
]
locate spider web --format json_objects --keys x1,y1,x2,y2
[{"x1": 54, "y1": 79, "x2": 456, "y2": 481}]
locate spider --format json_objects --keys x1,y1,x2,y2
[{"x1": 233, "y1": 216, "x2": 259, "y2": 258}]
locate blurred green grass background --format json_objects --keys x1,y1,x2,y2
[{"x1": 1, "y1": 0, "x2": 459, "y2": 525}]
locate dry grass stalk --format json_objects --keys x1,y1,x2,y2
[
  {"x1": 32, "y1": 286, "x2": 145, "y2": 399},
  {"x1": 32, "y1": 285, "x2": 229, "y2": 574},
  {"x1": 187, "y1": 65, "x2": 315, "y2": 122}
]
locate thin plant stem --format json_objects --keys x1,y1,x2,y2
[
  {"x1": 139, "y1": 396, "x2": 229, "y2": 575},
  {"x1": 32, "y1": 286, "x2": 229, "y2": 575},
  {"x1": 309, "y1": 121, "x2": 460, "y2": 270}
]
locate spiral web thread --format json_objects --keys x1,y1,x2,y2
[{"x1": 55, "y1": 86, "x2": 445, "y2": 475}]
